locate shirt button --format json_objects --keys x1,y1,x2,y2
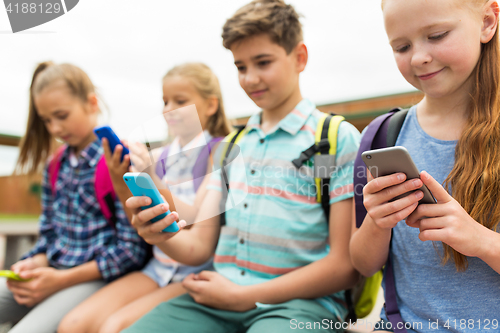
[
  {"x1": 260, "y1": 138, "x2": 265, "y2": 144},
  {"x1": 240, "y1": 238, "x2": 244, "y2": 244},
  {"x1": 244, "y1": 203, "x2": 248, "y2": 208},
  {"x1": 241, "y1": 270, "x2": 245, "y2": 276}
]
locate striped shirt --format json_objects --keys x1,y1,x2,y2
[
  {"x1": 207, "y1": 99, "x2": 360, "y2": 318},
  {"x1": 23, "y1": 139, "x2": 148, "y2": 281}
]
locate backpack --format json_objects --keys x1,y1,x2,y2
[
  {"x1": 219, "y1": 113, "x2": 381, "y2": 323},
  {"x1": 48, "y1": 145, "x2": 118, "y2": 227},
  {"x1": 353, "y1": 107, "x2": 410, "y2": 333},
  {"x1": 155, "y1": 136, "x2": 223, "y2": 191}
]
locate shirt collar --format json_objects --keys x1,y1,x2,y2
[
  {"x1": 64, "y1": 139, "x2": 102, "y2": 168},
  {"x1": 168, "y1": 130, "x2": 211, "y2": 158},
  {"x1": 246, "y1": 99, "x2": 316, "y2": 136}
]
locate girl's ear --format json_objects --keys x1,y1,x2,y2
[
  {"x1": 86, "y1": 92, "x2": 100, "y2": 114},
  {"x1": 481, "y1": 0, "x2": 499, "y2": 44},
  {"x1": 205, "y1": 95, "x2": 219, "y2": 117}
]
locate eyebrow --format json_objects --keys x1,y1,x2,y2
[
  {"x1": 51, "y1": 110, "x2": 68, "y2": 116},
  {"x1": 389, "y1": 21, "x2": 452, "y2": 45},
  {"x1": 234, "y1": 53, "x2": 273, "y2": 65}
]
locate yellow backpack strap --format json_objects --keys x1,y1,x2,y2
[
  {"x1": 314, "y1": 114, "x2": 345, "y2": 204},
  {"x1": 219, "y1": 127, "x2": 247, "y2": 166},
  {"x1": 220, "y1": 126, "x2": 247, "y2": 226}
]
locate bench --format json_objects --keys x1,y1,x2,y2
[{"x1": 0, "y1": 220, "x2": 38, "y2": 269}]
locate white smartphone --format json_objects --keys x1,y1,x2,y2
[{"x1": 361, "y1": 146, "x2": 436, "y2": 204}]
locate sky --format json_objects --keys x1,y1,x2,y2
[{"x1": 0, "y1": 0, "x2": 415, "y2": 175}]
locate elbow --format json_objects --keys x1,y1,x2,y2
[
  {"x1": 350, "y1": 240, "x2": 383, "y2": 278},
  {"x1": 343, "y1": 266, "x2": 362, "y2": 290}
]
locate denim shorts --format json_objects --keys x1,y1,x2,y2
[{"x1": 142, "y1": 257, "x2": 214, "y2": 287}]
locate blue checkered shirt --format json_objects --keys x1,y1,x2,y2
[{"x1": 23, "y1": 139, "x2": 148, "y2": 281}]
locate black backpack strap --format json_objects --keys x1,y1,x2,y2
[
  {"x1": 220, "y1": 126, "x2": 246, "y2": 226},
  {"x1": 386, "y1": 108, "x2": 409, "y2": 147},
  {"x1": 319, "y1": 115, "x2": 333, "y2": 221},
  {"x1": 103, "y1": 193, "x2": 118, "y2": 228}
]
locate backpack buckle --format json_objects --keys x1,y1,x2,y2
[{"x1": 313, "y1": 154, "x2": 336, "y2": 178}]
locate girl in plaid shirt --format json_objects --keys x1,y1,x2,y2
[
  {"x1": 0, "y1": 62, "x2": 148, "y2": 333},
  {"x1": 59, "y1": 62, "x2": 231, "y2": 333}
]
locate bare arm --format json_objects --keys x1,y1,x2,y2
[
  {"x1": 102, "y1": 138, "x2": 135, "y2": 221},
  {"x1": 479, "y1": 231, "x2": 500, "y2": 274},
  {"x1": 126, "y1": 189, "x2": 222, "y2": 266},
  {"x1": 349, "y1": 210, "x2": 392, "y2": 277},
  {"x1": 349, "y1": 171, "x2": 424, "y2": 277}
]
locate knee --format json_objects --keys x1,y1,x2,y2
[
  {"x1": 98, "y1": 314, "x2": 126, "y2": 333},
  {"x1": 57, "y1": 311, "x2": 89, "y2": 333}
]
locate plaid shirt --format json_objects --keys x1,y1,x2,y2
[{"x1": 23, "y1": 139, "x2": 147, "y2": 281}]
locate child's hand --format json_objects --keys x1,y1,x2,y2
[
  {"x1": 6, "y1": 267, "x2": 67, "y2": 307},
  {"x1": 128, "y1": 142, "x2": 154, "y2": 174},
  {"x1": 102, "y1": 138, "x2": 131, "y2": 182},
  {"x1": 10, "y1": 257, "x2": 44, "y2": 275},
  {"x1": 182, "y1": 271, "x2": 255, "y2": 312},
  {"x1": 363, "y1": 171, "x2": 424, "y2": 229},
  {"x1": 125, "y1": 196, "x2": 186, "y2": 245},
  {"x1": 406, "y1": 171, "x2": 487, "y2": 257}
]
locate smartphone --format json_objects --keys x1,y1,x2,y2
[
  {"x1": 0, "y1": 270, "x2": 30, "y2": 281},
  {"x1": 123, "y1": 172, "x2": 179, "y2": 233},
  {"x1": 94, "y1": 126, "x2": 130, "y2": 162},
  {"x1": 361, "y1": 146, "x2": 435, "y2": 204}
]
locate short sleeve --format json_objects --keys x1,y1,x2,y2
[{"x1": 329, "y1": 121, "x2": 361, "y2": 205}]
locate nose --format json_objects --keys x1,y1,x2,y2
[
  {"x1": 243, "y1": 67, "x2": 260, "y2": 87},
  {"x1": 410, "y1": 44, "x2": 432, "y2": 67},
  {"x1": 47, "y1": 120, "x2": 63, "y2": 136},
  {"x1": 163, "y1": 104, "x2": 172, "y2": 113}
]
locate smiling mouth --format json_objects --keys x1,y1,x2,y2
[
  {"x1": 250, "y1": 89, "x2": 267, "y2": 97},
  {"x1": 418, "y1": 68, "x2": 444, "y2": 80}
]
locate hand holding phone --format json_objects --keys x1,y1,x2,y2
[
  {"x1": 94, "y1": 126, "x2": 130, "y2": 162},
  {"x1": 361, "y1": 146, "x2": 436, "y2": 204},
  {"x1": 0, "y1": 270, "x2": 30, "y2": 281},
  {"x1": 123, "y1": 172, "x2": 179, "y2": 233}
]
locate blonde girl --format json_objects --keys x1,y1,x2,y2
[{"x1": 59, "y1": 62, "x2": 231, "y2": 333}]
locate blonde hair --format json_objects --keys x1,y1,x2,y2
[
  {"x1": 222, "y1": 0, "x2": 303, "y2": 53},
  {"x1": 383, "y1": 0, "x2": 500, "y2": 271},
  {"x1": 16, "y1": 62, "x2": 98, "y2": 174},
  {"x1": 163, "y1": 63, "x2": 230, "y2": 138}
]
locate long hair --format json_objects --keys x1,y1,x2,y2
[
  {"x1": 443, "y1": 6, "x2": 500, "y2": 271},
  {"x1": 15, "y1": 62, "x2": 97, "y2": 174},
  {"x1": 163, "y1": 63, "x2": 231, "y2": 138}
]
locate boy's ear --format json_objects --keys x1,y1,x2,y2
[
  {"x1": 205, "y1": 95, "x2": 219, "y2": 117},
  {"x1": 481, "y1": 0, "x2": 499, "y2": 44},
  {"x1": 293, "y1": 41, "x2": 308, "y2": 73}
]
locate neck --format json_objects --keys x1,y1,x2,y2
[
  {"x1": 260, "y1": 86, "x2": 303, "y2": 133},
  {"x1": 178, "y1": 130, "x2": 201, "y2": 148},
  {"x1": 417, "y1": 93, "x2": 470, "y2": 141},
  {"x1": 74, "y1": 132, "x2": 97, "y2": 156}
]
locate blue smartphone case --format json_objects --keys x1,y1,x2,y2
[
  {"x1": 94, "y1": 126, "x2": 130, "y2": 162},
  {"x1": 123, "y1": 172, "x2": 179, "y2": 233}
]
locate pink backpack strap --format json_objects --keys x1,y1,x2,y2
[
  {"x1": 48, "y1": 145, "x2": 68, "y2": 195},
  {"x1": 95, "y1": 156, "x2": 117, "y2": 228}
]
